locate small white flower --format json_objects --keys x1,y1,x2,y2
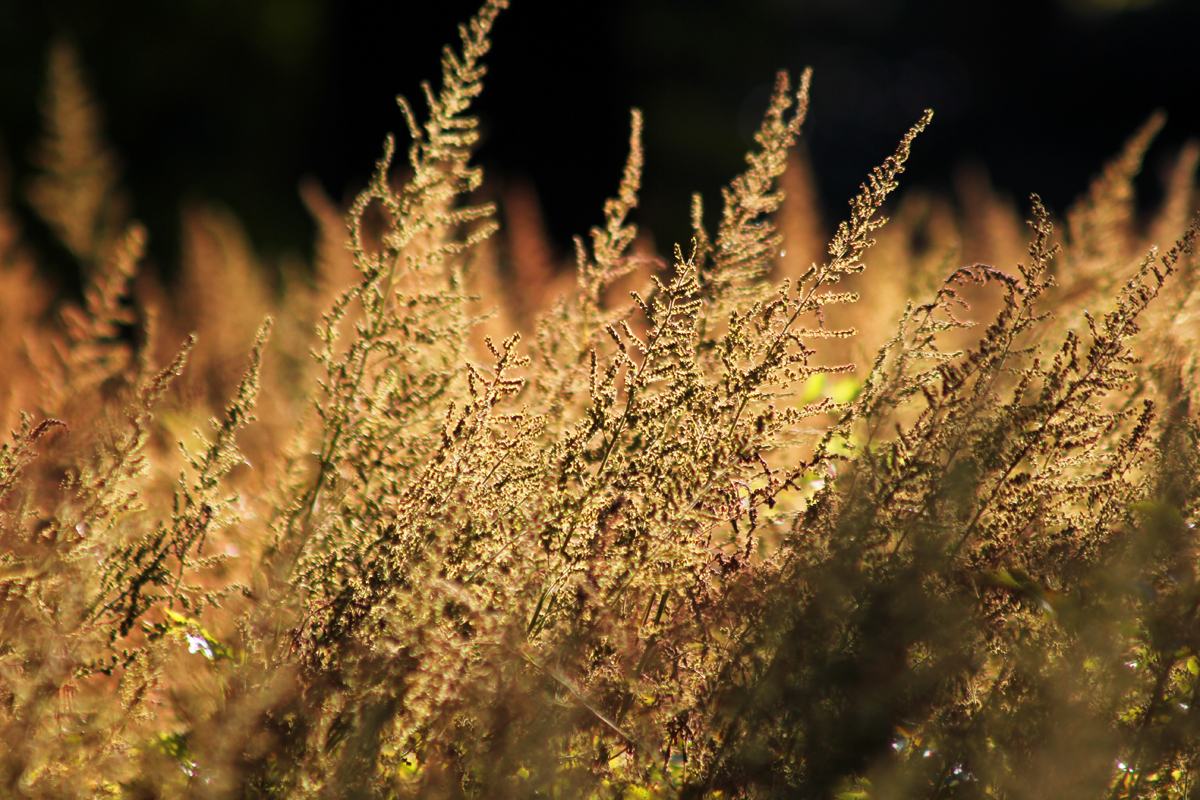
[{"x1": 186, "y1": 634, "x2": 214, "y2": 660}]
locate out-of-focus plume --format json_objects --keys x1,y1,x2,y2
[
  {"x1": 955, "y1": 162, "x2": 1029, "y2": 273},
  {"x1": 465, "y1": 222, "x2": 520, "y2": 360},
  {"x1": 0, "y1": 146, "x2": 53, "y2": 432},
  {"x1": 26, "y1": 39, "x2": 127, "y2": 267},
  {"x1": 1062, "y1": 112, "x2": 1166, "y2": 293},
  {"x1": 501, "y1": 177, "x2": 566, "y2": 326},
  {"x1": 299, "y1": 177, "x2": 358, "y2": 299},
  {"x1": 1149, "y1": 139, "x2": 1200, "y2": 251},
  {"x1": 773, "y1": 143, "x2": 826, "y2": 283},
  {"x1": 175, "y1": 204, "x2": 272, "y2": 408}
]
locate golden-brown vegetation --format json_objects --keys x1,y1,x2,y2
[{"x1": 1, "y1": 2, "x2": 1199, "y2": 798}]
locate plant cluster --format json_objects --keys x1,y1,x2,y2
[{"x1": 1, "y1": 3, "x2": 1200, "y2": 798}]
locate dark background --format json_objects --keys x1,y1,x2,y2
[{"x1": 0, "y1": 0, "x2": 1197, "y2": 276}]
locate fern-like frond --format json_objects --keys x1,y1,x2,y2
[
  {"x1": 274, "y1": 1, "x2": 507, "y2": 585},
  {"x1": 0, "y1": 415, "x2": 66, "y2": 504},
  {"x1": 53, "y1": 222, "x2": 143, "y2": 391},
  {"x1": 1065, "y1": 112, "x2": 1166, "y2": 282},
  {"x1": 27, "y1": 39, "x2": 125, "y2": 264},
  {"x1": 576, "y1": 108, "x2": 645, "y2": 320},
  {"x1": 93, "y1": 320, "x2": 271, "y2": 641}
]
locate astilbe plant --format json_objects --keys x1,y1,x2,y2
[{"x1": 0, "y1": 2, "x2": 1199, "y2": 798}]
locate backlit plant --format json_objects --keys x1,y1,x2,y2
[{"x1": 0, "y1": 3, "x2": 1198, "y2": 798}]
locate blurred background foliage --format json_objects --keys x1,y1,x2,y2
[{"x1": 0, "y1": 0, "x2": 1196, "y2": 281}]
